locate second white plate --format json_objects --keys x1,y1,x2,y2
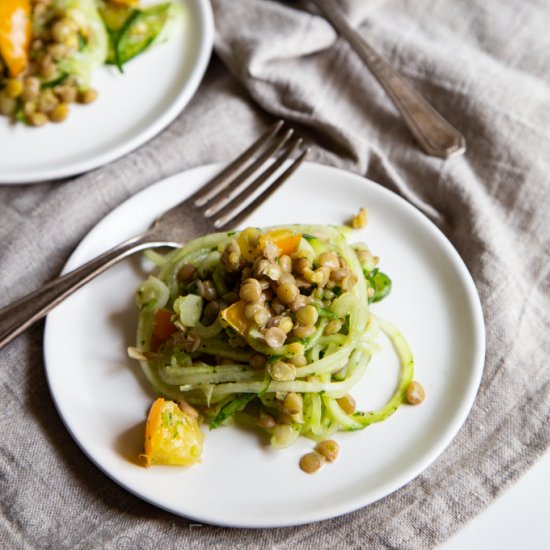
[
  {"x1": 44, "y1": 162, "x2": 485, "y2": 527},
  {"x1": 0, "y1": 0, "x2": 213, "y2": 184}
]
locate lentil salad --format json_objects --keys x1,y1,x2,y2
[
  {"x1": 129, "y1": 224, "x2": 424, "y2": 467},
  {"x1": 0, "y1": 0, "x2": 180, "y2": 126}
]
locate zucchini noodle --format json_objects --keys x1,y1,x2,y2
[{"x1": 130, "y1": 224, "x2": 416, "y2": 447}]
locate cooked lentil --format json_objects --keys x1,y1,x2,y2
[
  {"x1": 315, "y1": 439, "x2": 340, "y2": 462},
  {"x1": 405, "y1": 381, "x2": 425, "y2": 405},
  {"x1": 299, "y1": 452, "x2": 325, "y2": 474}
]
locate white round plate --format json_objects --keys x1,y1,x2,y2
[
  {"x1": 44, "y1": 162, "x2": 485, "y2": 527},
  {"x1": 0, "y1": 0, "x2": 213, "y2": 184}
]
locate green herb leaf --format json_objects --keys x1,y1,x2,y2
[
  {"x1": 209, "y1": 394, "x2": 256, "y2": 430},
  {"x1": 366, "y1": 269, "x2": 392, "y2": 303}
]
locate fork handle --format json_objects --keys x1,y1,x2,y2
[
  {"x1": 0, "y1": 234, "x2": 154, "y2": 351},
  {"x1": 310, "y1": 0, "x2": 466, "y2": 158}
]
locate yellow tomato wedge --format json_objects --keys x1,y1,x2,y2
[
  {"x1": 108, "y1": 0, "x2": 139, "y2": 5},
  {"x1": 237, "y1": 228, "x2": 302, "y2": 262},
  {"x1": 0, "y1": 0, "x2": 31, "y2": 77},
  {"x1": 260, "y1": 229, "x2": 302, "y2": 256},
  {"x1": 219, "y1": 300, "x2": 253, "y2": 337},
  {"x1": 143, "y1": 398, "x2": 204, "y2": 467}
]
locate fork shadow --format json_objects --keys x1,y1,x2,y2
[{"x1": 21, "y1": 254, "x2": 177, "y2": 522}]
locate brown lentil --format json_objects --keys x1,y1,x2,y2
[
  {"x1": 278, "y1": 272, "x2": 296, "y2": 286},
  {"x1": 315, "y1": 439, "x2": 340, "y2": 462},
  {"x1": 264, "y1": 327, "x2": 287, "y2": 349},
  {"x1": 278, "y1": 316, "x2": 294, "y2": 334},
  {"x1": 282, "y1": 392, "x2": 303, "y2": 414},
  {"x1": 177, "y1": 400, "x2": 199, "y2": 419},
  {"x1": 260, "y1": 239, "x2": 279, "y2": 261},
  {"x1": 299, "y1": 452, "x2": 325, "y2": 474},
  {"x1": 29, "y1": 112, "x2": 49, "y2": 127},
  {"x1": 238, "y1": 227, "x2": 261, "y2": 259},
  {"x1": 196, "y1": 280, "x2": 217, "y2": 301},
  {"x1": 202, "y1": 300, "x2": 220, "y2": 323},
  {"x1": 336, "y1": 394, "x2": 356, "y2": 414},
  {"x1": 351, "y1": 207, "x2": 368, "y2": 229},
  {"x1": 279, "y1": 255, "x2": 292, "y2": 273},
  {"x1": 271, "y1": 298, "x2": 285, "y2": 315},
  {"x1": 355, "y1": 247, "x2": 377, "y2": 265},
  {"x1": 38, "y1": 54, "x2": 56, "y2": 79},
  {"x1": 247, "y1": 304, "x2": 270, "y2": 327},
  {"x1": 341, "y1": 273, "x2": 358, "y2": 291},
  {"x1": 23, "y1": 101, "x2": 36, "y2": 117},
  {"x1": 37, "y1": 89, "x2": 58, "y2": 114},
  {"x1": 288, "y1": 294, "x2": 307, "y2": 312},
  {"x1": 240, "y1": 278, "x2": 262, "y2": 303},
  {"x1": 330, "y1": 268, "x2": 348, "y2": 283},
  {"x1": 288, "y1": 354, "x2": 307, "y2": 367},
  {"x1": 249, "y1": 353, "x2": 267, "y2": 370},
  {"x1": 78, "y1": 88, "x2": 98, "y2": 104},
  {"x1": 405, "y1": 381, "x2": 425, "y2": 405},
  {"x1": 257, "y1": 410, "x2": 276, "y2": 429},
  {"x1": 264, "y1": 262, "x2": 282, "y2": 281},
  {"x1": 273, "y1": 424, "x2": 295, "y2": 446},
  {"x1": 267, "y1": 361, "x2": 296, "y2": 381},
  {"x1": 5, "y1": 79, "x2": 23, "y2": 98},
  {"x1": 51, "y1": 19, "x2": 76, "y2": 44},
  {"x1": 177, "y1": 263, "x2": 198, "y2": 282},
  {"x1": 292, "y1": 324, "x2": 316, "y2": 339},
  {"x1": 318, "y1": 251, "x2": 340, "y2": 269},
  {"x1": 276, "y1": 282, "x2": 299, "y2": 304},
  {"x1": 253, "y1": 257, "x2": 270, "y2": 278},
  {"x1": 23, "y1": 77, "x2": 41, "y2": 101},
  {"x1": 49, "y1": 102, "x2": 70, "y2": 122},
  {"x1": 222, "y1": 291, "x2": 239, "y2": 305},
  {"x1": 220, "y1": 240, "x2": 242, "y2": 272},
  {"x1": 285, "y1": 342, "x2": 305, "y2": 357},
  {"x1": 295, "y1": 305, "x2": 318, "y2": 326},
  {"x1": 0, "y1": 94, "x2": 17, "y2": 116},
  {"x1": 54, "y1": 84, "x2": 77, "y2": 103},
  {"x1": 292, "y1": 256, "x2": 311, "y2": 275},
  {"x1": 48, "y1": 43, "x2": 69, "y2": 61}
]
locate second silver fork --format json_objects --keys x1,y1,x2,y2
[{"x1": 0, "y1": 121, "x2": 308, "y2": 350}]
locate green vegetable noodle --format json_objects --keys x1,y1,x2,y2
[{"x1": 129, "y1": 224, "x2": 417, "y2": 449}]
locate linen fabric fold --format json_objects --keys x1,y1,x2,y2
[{"x1": 1, "y1": 0, "x2": 549, "y2": 548}]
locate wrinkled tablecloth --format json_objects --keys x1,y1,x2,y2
[{"x1": 1, "y1": 0, "x2": 549, "y2": 548}]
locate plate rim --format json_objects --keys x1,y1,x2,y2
[
  {"x1": 43, "y1": 161, "x2": 486, "y2": 527},
  {"x1": 0, "y1": 0, "x2": 214, "y2": 185}
]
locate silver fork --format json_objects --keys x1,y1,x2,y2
[
  {"x1": 308, "y1": 0, "x2": 466, "y2": 159},
  {"x1": 0, "y1": 121, "x2": 308, "y2": 350}
]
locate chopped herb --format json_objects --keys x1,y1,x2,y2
[
  {"x1": 317, "y1": 307, "x2": 338, "y2": 319},
  {"x1": 209, "y1": 394, "x2": 256, "y2": 429},
  {"x1": 366, "y1": 269, "x2": 392, "y2": 303}
]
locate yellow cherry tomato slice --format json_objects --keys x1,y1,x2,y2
[
  {"x1": 108, "y1": 0, "x2": 139, "y2": 6},
  {"x1": 260, "y1": 229, "x2": 302, "y2": 257},
  {"x1": 143, "y1": 398, "x2": 204, "y2": 467},
  {"x1": 0, "y1": 0, "x2": 31, "y2": 77},
  {"x1": 220, "y1": 300, "x2": 254, "y2": 337}
]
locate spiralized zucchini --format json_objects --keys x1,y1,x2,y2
[{"x1": 129, "y1": 225, "x2": 415, "y2": 448}]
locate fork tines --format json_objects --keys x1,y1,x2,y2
[{"x1": 191, "y1": 120, "x2": 309, "y2": 231}]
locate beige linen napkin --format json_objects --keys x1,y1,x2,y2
[{"x1": 1, "y1": 0, "x2": 549, "y2": 548}]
